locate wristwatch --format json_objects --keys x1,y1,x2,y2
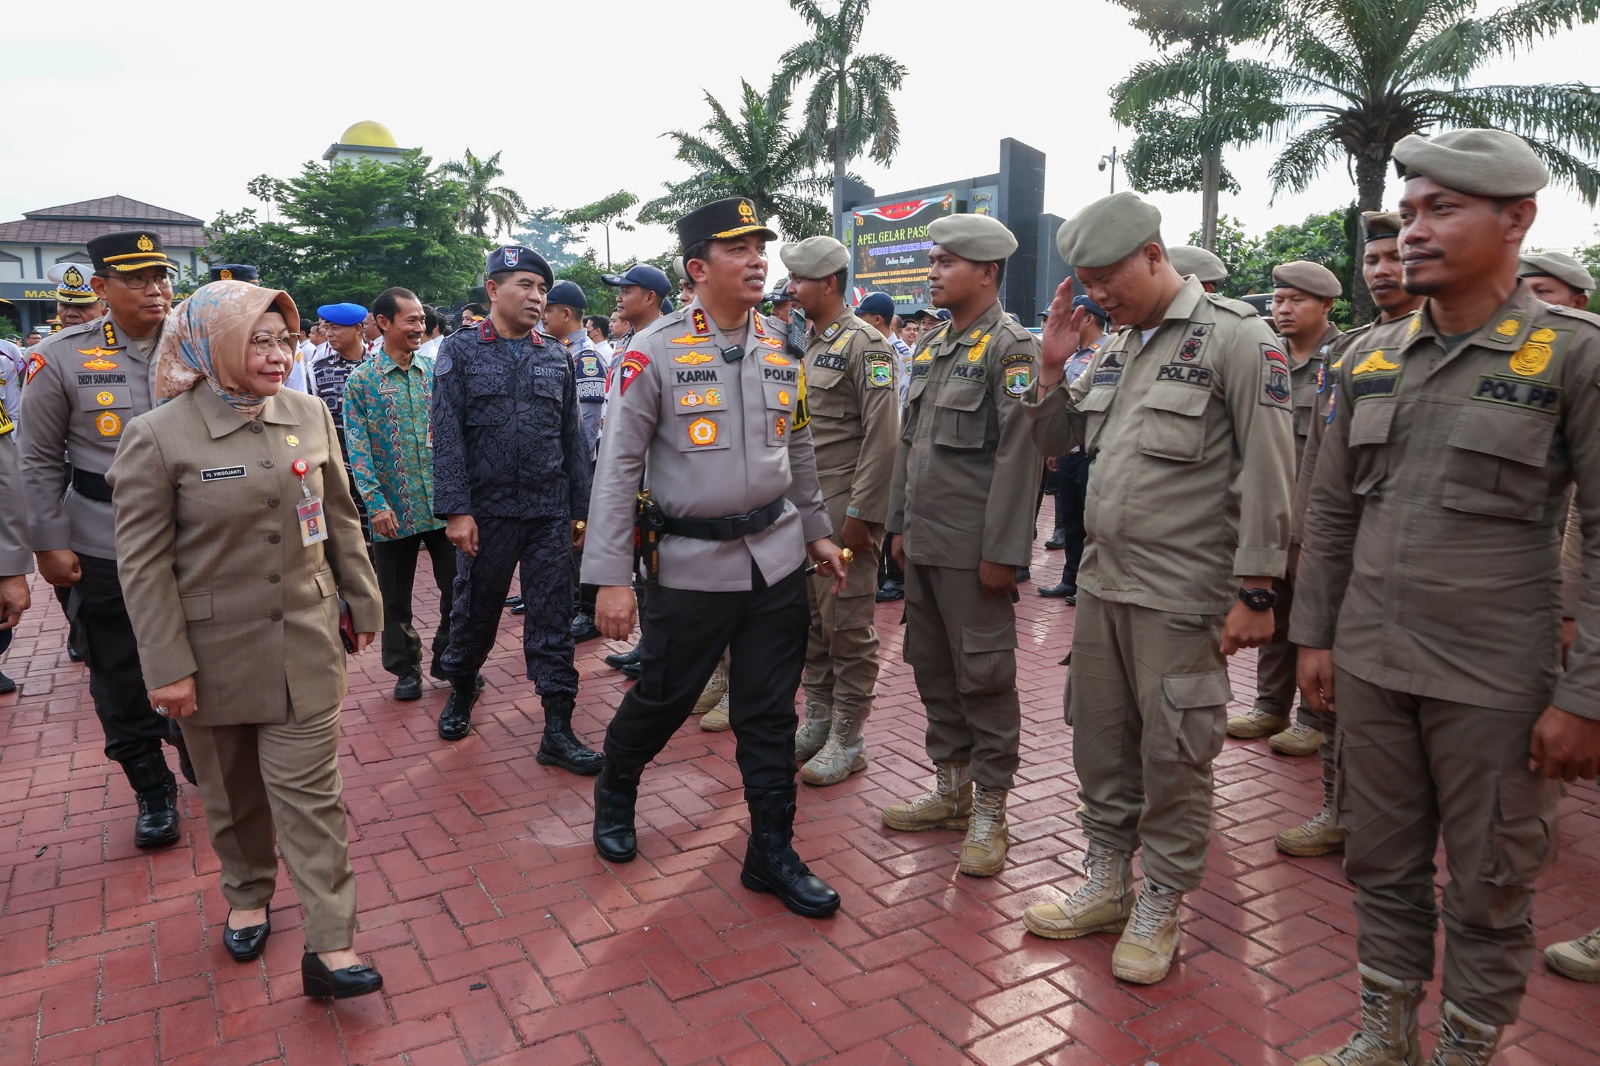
[{"x1": 1238, "y1": 586, "x2": 1277, "y2": 612}]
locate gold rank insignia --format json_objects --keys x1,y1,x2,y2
[
  {"x1": 691, "y1": 309, "x2": 710, "y2": 336},
  {"x1": 79, "y1": 356, "x2": 120, "y2": 370},
  {"x1": 219, "y1": 268, "x2": 233, "y2": 280},
  {"x1": 763, "y1": 353, "x2": 792, "y2": 366},
  {"x1": 1406, "y1": 315, "x2": 1421, "y2": 337},
  {"x1": 760, "y1": 336, "x2": 783, "y2": 350},
  {"x1": 778, "y1": 389, "x2": 791, "y2": 406},
  {"x1": 913, "y1": 351, "x2": 933, "y2": 363},
  {"x1": 136, "y1": 234, "x2": 154, "y2": 252},
  {"x1": 774, "y1": 414, "x2": 787, "y2": 438},
  {"x1": 1494, "y1": 317, "x2": 1521, "y2": 337},
  {"x1": 967, "y1": 334, "x2": 992, "y2": 363},
  {"x1": 1353, "y1": 350, "x2": 1399, "y2": 375},
  {"x1": 673, "y1": 351, "x2": 714, "y2": 364},
  {"x1": 1509, "y1": 330, "x2": 1556, "y2": 377}
]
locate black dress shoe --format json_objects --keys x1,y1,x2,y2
[
  {"x1": 437, "y1": 675, "x2": 484, "y2": 741},
  {"x1": 510, "y1": 600, "x2": 526, "y2": 615},
  {"x1": 1044, "y1": 530, "x2": 1067, "y2": 550},
  {"x1": 619, "y1": 661, "x2": 643, "y2": 680},
  {"x1": 875, "y1": 581, "x2": 904, "y2": 603},
  {"x1": 223, "y1": 911, "x2": 270, "y2": 962},
  {"x1": 1038, "y1": 582, "x2": 1077, "y2": 599},
  {"x1": 741, "y1": 789, "x2": 840, "y2": 918},
  {"x1": 603, "y1": 646, "x2": 641, "y2": 669},
  {"x1": 0, "y1": 671, "x2": 15, "y2": 696},
  {"x1": 1015, "y1": 567, "x2": 1031, "y2": 583},
  {"x1": 504, "y1": 595, "x2": 523, "y2": 609},
  {"x1": 67, "y1": 644, "x2": 84, "y2": 663},
  {"x1": 593, "y1": 763, "x2": 640, "y2": 862},
  {"x1": 569, "y1": 612, "x2": 601, "y2": 642},
  {"x1": 393, "y1": 671, "x2": 423, "y2": 701},
  {"x1": 301, "y1": 953, "x2": 383, "y2": 1000}
]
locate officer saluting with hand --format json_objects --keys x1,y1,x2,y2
[
  {"x1": 584, "y1": 196, "x2": 847, "y2": 919},
  {"x1": 17, "y1": 231, "x2": 192, "y2": 849}
]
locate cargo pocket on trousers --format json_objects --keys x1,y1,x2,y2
[
  {"x1": 1479, "y1": 772, "x2": 1559, "y2": 887},
  {"x1": 957, "y1": 619, "x2": 1017, "y2": 696},
  {"x1": 1154, "y1": 670, "x2": 1232, "y2": 765},
  {"x1": 635, "y1": 625, "x2": 669, "y2": 703}
]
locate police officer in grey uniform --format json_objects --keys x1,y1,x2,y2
[
  {"x1": 17, "y1": 231, "x2": 190, "y2": 847},
  {"x1": 584, "y1": 196, "x2": 847, "y2": 919},
  {"x1": 430, "y1": 246, "x2": 601, "y2": 775},
  {"x1": 0, "y1": 385, "x2": 30, "y2": 693}
]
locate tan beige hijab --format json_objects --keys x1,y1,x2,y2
[{"x1": 155, "y1": 280, "x2": 300, "y2": 416}]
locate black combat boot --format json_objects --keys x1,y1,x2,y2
[
  {"x1": 123, "y1": 751, "x2": 180, "y2": 849},
  {"x1": 167, "y1": 719, "x2": 197, "y2": 786},
  {"x1": 740, "y1": 787, "x2": 841, "y2": 918},
  {"x1": 437, "y1": 674, "x2": 484, "y2": 741},
  {"x1": 592, "y1": 760, "x2": 640, "y2": 862},
  {"x1": 537, "y1": 694, "x2": 603, "y2": 775}
]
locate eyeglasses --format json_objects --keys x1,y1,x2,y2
[
  {"x1": 104, "y1": 273, "x2": 175, "y2": 292},
  {"x1": 249, "y1": 333, "x2": 303, "y2": 355}
]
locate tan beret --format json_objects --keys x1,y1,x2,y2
[
  {"x1": 672, "y1": 256, "x2": 688, "y2": 281},
  {"x1": 1391, "y1": 128, "x2": 1548, "y2": 198},
  {"x1": 1361, "y1": 210, "x2": 1402, "y2": 241},
  {"x1": 1168, "y1": 245, "x2": 1227, "y2": 283},
  {"x1": 779, "y1": 235, "x2": 850, "y2": 279},
  {"x1": 1055, "y1": 192, "x2": 1162, "y2": 269},
  {"x1": 1273, "y1": 260, "x2": 1342, "y2": 298},
  {"x1": 1520, "y1": 251, "x2": 1596, "y2": 293},
  {"x1": 927, "y1": 213, "x2": 1018, "y2": 262}
]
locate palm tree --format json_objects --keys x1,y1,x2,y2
[
  {"x1": 638, "y1": 77, "x2": 833, "y2": 241},
  {"x1": 1110, "y1": 0, "x2": 1287, "y2": 251},
  {"x1": 437, "y1": 149, "x2": 529, "y2": 239},
  {"x1": 1268, "y1": 0, "x2": 1600, "y2": 215},
  {"x1": 776, "y1": 0, "x2": 908, "y2": 237}
]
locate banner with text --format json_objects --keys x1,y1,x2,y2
[{"x1": 845, "y1": 193, "x2": 954, "y2": 312}]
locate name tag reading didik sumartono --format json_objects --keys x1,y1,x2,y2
[{"x1": 291, "y1": 459, "x2": 327, "y2": 546}]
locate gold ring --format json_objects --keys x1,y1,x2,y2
[
  {"x1": 574, "y1": 521, "x2": 586, "y2": 530},
  {"x1": 839, "y1": 548, "x2": 854, "y2": 562}
]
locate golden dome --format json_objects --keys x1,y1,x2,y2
[{"x1": 339, "y1": 121, "x2": 398, "y2": 148}]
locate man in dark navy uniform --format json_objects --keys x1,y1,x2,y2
[{"x1": 430, "y1": 246, "x2": 601, "y2": 774}]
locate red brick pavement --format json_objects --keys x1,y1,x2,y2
[{"x1": 1, "y1": 526, "x2": 1597, "y2": 1065}]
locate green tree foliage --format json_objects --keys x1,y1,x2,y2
[
  {"x1": 638, "y1": 76, "x2": 833, "y2": 241},
  {"x1": 1110, "y1": 0, "x2": 1286, "y2": 251},
  {"x1": 553, "y1": 251, "x2": 618, "y2": 317},
  {"x1": 776, "y1": 0, "x2": 908, "y2": 232},
  {"x1": 438, "y1": 149, "x2": 529, "y2": 239},
  {"x1": 203, "y1": 152, "x2": 488, "y2": 314},
  {"x1": 1194, "y1": 208, "x2": 1357, "y2": 325},
  {"x1": 561, "y1": 191, "x2": 640, "y2": 270},
  {"x1": 513, "y1": 207, "x2": 583, "y2": 271}
]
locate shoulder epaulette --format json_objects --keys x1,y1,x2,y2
[
  {"x1": 1548, "y1": 304, "x2": 1600, "y2": 330},
  {"x1": 1204, "y1": 292, "x2": 1259, "y2": 318}
]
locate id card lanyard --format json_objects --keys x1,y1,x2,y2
[{"x1": 291, "y1": 459, "x2": 328, "y2": 546}]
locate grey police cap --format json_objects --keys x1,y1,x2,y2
[
  {"x1": 927, "y1": 213, "x2": 1018, "y2": 262},
  {"x1": 779, "y1": 236, "x2": 850, "y2": 278},
  {"x1": 1273, "y1": 260, "x2": 1342, "y2": 298},
  {"x1": 1168, "y1": 245, "x2": 1227, "y2": 283},
  {"x1": 1391, "y1": 128, "x2": 1548, "y2": 198},
  {"x1": 1055, "y1": 191, "x2": 1162, "y2": 269},
  {"x1": 1520, "y1": 251, "x2": 1596, "y2": 294}
]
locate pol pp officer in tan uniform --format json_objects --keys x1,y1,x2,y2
[
  {"x1": 880, "y1": 213, "x2": 1041, "y2": 879},
  {"x1": 1019, "y1": 192, "x2": 1295, "y2": 985},
  {"x1": 110, "y1": 281, "x2": 385, "y2": 1000},
  {"x1": 1291, "y1": 129, "x2": 1600, "y2": 1065},
  {"x1": 780, "y1": 236, "x2": 900, "y2": 787}
]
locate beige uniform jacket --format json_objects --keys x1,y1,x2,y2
[
  {"x1": 581, "y1": 301, "x2": 830, "y2": 593},
  {"x1": 804, "y1": 310, "x2": 900, "y2": 533},
  {"x1": 1290, "y1": 286, "x2": 1600, "y2": 719},
  {"x1": 18, "y1": 315, "x2": 153, "y2": 559},
  {"x1": 887, "y1": 300, "x2": 1041, "y2": 569},
  {"x1": 1025, "y1": 279, "x2": 1295, "y2": 615},
  {"x1": 0, "y1": 414, "x2": 29, "y2": 576},
  {"x1": 107, "y1": 387, "x2": 381, "y2": 725},
  {"x1": 1288, "y1": 323, "x2": 1343, "y2": 486},
  {"x1": 1291, "y1": 322, "x2": 1373, "y2": 542}
]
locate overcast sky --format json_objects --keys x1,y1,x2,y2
[{"x1": 3, "y1": 0, "x2": 1596, "y2": 268}]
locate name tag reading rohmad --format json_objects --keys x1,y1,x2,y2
[{"x1": 201, "y1": 465, "x2": 246, "y2": 482}]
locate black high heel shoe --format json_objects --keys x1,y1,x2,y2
[
  {"x1": 301, "y1": 952, "x2": 384, "y2": 1000},
  {"x1": 223, "y1": 910, "x2": 270, "y2": 962}
]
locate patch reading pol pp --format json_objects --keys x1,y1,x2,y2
[
  {"x1": 1472, "y1": 375, "x2": 1562, "y2": 412},
  {"x1": 201, "y1": 465, "x2": 248, "y2": 482},
  {"x1": 1158, "y1": 364, "x2": 1213, "y2": 388}
]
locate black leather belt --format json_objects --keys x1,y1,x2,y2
[
  {"x1": 660, "y1": 497, "x2": 786, "y2": 541},
  {"x1": 71, "y1": 469, "x2": 113, "y2": 503}
]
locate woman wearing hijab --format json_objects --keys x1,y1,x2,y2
[{"x1": 108, "y1": 281, "x2": 385, "y2": 1000}]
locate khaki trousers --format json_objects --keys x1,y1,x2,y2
[
  {"x1": 182, "y1": 702, "x2": 357, "y2": 953},
  {"x1": 803, "y1": 522, "x2": 883, "y2": 723},
  {"x1": 1335, "y1": 669, "x2": 1559, "y2": 1025},
  {"x1": 1067, "y1": 591, "x2": 1230, "y2": 893},
  {"x1": 903, "y1": 564, "x2": 1020, "y2": 790}
]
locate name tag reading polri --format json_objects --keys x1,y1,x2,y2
[{"x1": 291, "y1": 459, "x2": 328, "y2": 546}]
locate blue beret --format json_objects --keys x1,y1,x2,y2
[
  {"x1": 602, "y1": 264, "x2": 672, "y2": 299},
  {"x1": 546, "y1": 280, "x2": 586, "y2": 310},
  {"x1": 318, "y1": 302, "x2": 368, "y2": 326},
  {"x1": 486, "y1": 245, "x2": 553, "y2": 286},
  {"x1": 856, "y1": 292, "x2": 896, "y2": 320},
  {"x1": 1072, "y1": 294, "x2": 1109, "y2": 322}
]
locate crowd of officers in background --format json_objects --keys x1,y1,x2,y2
[{"x1": 1, "y1": 124, "x2": 1598, "y2": 1065}]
